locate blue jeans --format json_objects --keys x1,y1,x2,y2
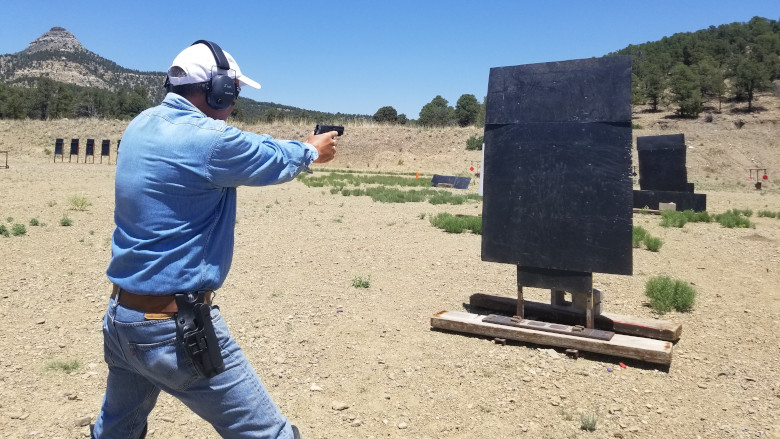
[{"x1": 92, "y1": 296, "x2": 294, "y2": 439}]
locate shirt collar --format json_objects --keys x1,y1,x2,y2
[{"x1": 162, "y1": 92, "x2": 206, "y2": 116}]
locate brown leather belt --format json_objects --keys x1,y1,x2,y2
[{"x1": 111, "y1": 284, "x2": 213, "y2": 313}]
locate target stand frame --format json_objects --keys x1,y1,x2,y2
[
  {"x1": 748, "y1": 168, "x2": 769, "y2": 190},
  {"x1": 432, "y1": 266, "x2": 680, "y2": 365}
]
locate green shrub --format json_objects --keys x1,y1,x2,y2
[
  {"x1": 29, "y1": 218, "x2": 40, "y2": 226},
  {"x1": 713, "y1": 209, "x2": 753, "y2": 228},
  {"x1": 352, "y1": 276, "x2": 371, "y2": 288},
  {"x1": 660, "y1": 209, "x2": 711, "y2": 228},
  {"x1": 660, "y1": 210, "x2": 687, "y2": 228},
  {"x1": 429, "y1": 192, "x2": 464, "y2": 205},
  {"x1": 366, "y1": 187, "x2": 425, "y2": 203},
  {"x1": 645, "y1": 276, "x2": 696, "y2": 314},
  {"x1": 11, "y1": 223, "x2": 26, "y2": 236},
  {"x1": 691, "y1": 210, "x2": 712, "y2": 222},
  {"x1": 662, "y1": 210, "x2": 686, "y2": 227},
  {"x1": 645, "y1": 276, "x2": 675, "y2": 313},
  {"x1": 60, "y1": 215, "x2": 72, "y2": 226},
  {"x1": 580, "y1": 412, "x2": 598, "y2": 432},
  {"x1": 633, "y1": 226, "x2": 662, "y2": 251},
  {"x1": 429, "y1": 213, "x2": 482, "y2": 234},
  {"x1": 671, "y1": 282, "x2": 697, "y2": 312},
  {"x1": 299, "y1": 172, "x2": 430, "y2": 189},
  {"x1": 300, "y1": 172, "x2": 482, "y2": 205},
  {"x1": 0, "y1": 225, "x2": 9, "y2": 237},
  {"x1": 757, "y1": 210, "x2": 777, "y2": 218},
  {"x1": 632, "y1": 226, "x2": 648, "y2": 248},
  {"x1": 346, "y1": 188, "x2": 366, "y2": 197},
  {"x1": 69, "y1": 194, "x2": 92, "y2": 211},
  {"x1": 680, "y1": 209, "x2": 710, "y2": 223},
  {"x1": 644, "y1": 236, "x2": 663, "y2": 252},
  {"x1": 45, "y1": 359, "x2": 81, "y2": 373},
  {"x1": 466, "y1": 134, "x2": 484, "y2": 151}
]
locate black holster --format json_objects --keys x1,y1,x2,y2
[{"x1": 174, "y1": 292, "x2": 225, "y2": 378}]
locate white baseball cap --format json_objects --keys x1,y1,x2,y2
[{"x1": 167, "y1": 43, "x2": 261, "y2": 90}]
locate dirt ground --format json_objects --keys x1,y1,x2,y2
[{"x1": 0, "y1": 95, "x2": 779, "y2": 439}]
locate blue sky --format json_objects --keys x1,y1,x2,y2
[{"x1": 1, "y1": 1, "x2": 778, "y2": 117}]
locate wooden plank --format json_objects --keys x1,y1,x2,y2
[
  {"x1": 469, "y1": 293, "x2": 682, "y2": 342},
  {"x1": 633, "y1": 207, "x2": 661, "y2": 215},
  {"x1": 432, "y1": 311, "x2": 673, "y2": 365}
]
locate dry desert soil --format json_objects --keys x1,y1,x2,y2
[{"x1": 0, "y1": 96, "x2": 779, "y2": 439}]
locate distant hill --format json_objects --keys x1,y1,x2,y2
[
  {"x1": 0, "y1": 27, "x2": 168, "y2": 102},
  {"x1": 607, "y1": 16, "x2": 779, "y2": 115},
  {"x1": 0, "y1": 27, "x2": 367, "y2": 121}
]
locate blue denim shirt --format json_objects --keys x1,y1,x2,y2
[{"x1": 106, "y1": 93, "x2": 318, "y2": 295}]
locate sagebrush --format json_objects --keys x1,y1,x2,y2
[
  {"x1": 645, "y1": 275, "x2": 696, "y2": 314},
  {"x1": 713, "y1": 209, "x2": 753, "y2": 228},
  {"x1": 69, "y1": 194, "x2": 92, "y2": 211},
  {"x1": 429, "y1": 213, "x2": 482, "y2": 234}
]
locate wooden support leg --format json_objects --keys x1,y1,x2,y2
[
  {"x1": 551, "y1": 289, "x2": 567, "y2": 307},
  {"x1": 585, "y1": 288, "x2": 594, "y2": 329},
  {"x1": 516, "y1": 285, "x2": 524, "y2": 319}
]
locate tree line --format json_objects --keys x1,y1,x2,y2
[
  {"x1": 0, "y1": 78, "x2": 150, "y2": 120},
  {"x1": 373, "y1": 93, "x2": 486, "y2": 127},
  {"x1": 231, "y1": 98, "x2": 368, "y2": 125},
  {"x1": 0, "y1": 77, "x2": 368, "y2": 123}
]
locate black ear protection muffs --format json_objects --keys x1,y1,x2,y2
[
  {"x1": 164, "y1": 40, "x2": 238, "y2": 110},
  {"x1": 193, "y1": 40, "x2": 238, "y2": 110}
]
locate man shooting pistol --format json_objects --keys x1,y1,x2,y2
[{"x1": 91, "y1": 39, "x2": 337, "y2": 439}]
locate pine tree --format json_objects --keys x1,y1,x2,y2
[
  {"x1": 373, "y1": 106, "x2": 398, "y2": 123},
  {"x1": 418, "y1": 95, "x2": 455, "y2": 127},
  {"x1": 734, "y1": 58, "x2": 771, "y2": 111},
  {"x1": 669, "y1": 63, "x2": 703, "y2": 117},
  {"x1": 454, "y1": 94, "x2": 480, "y2": 127}
]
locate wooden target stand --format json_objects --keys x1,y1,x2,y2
[
  {"x1": 432, "y1": 267, "x2": 680, "y2": 365},
  {"x1": 0, "y1": 151, "x2": 8, "y2": 169},
  {"x1": 436, "y1": 57, "x2": 681, "y2": 365}
]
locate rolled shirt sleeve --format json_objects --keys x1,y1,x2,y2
[{"x1": 206, "y1": 126, "x2": 317, "y2": 188}]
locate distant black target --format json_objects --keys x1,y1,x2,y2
[
  {"x1": 54, "y1": 138, "x2": 64, "y2": 162},
  {"x1": 85, "y1": 139, "x2": 95, "y2": 163},
  {"x1": 634, "y1": 134, "x2": 706, "y2": 211},
  {"x1": 100, "y1": 139, "x2": 111, "y2": 164},
  {"x1": 69, "y1": 139, "x2": 79, "y2": 163}
]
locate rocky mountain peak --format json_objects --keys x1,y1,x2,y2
[{"x1": 23, "y1": 26, "x2": 85, "y2": 54}]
